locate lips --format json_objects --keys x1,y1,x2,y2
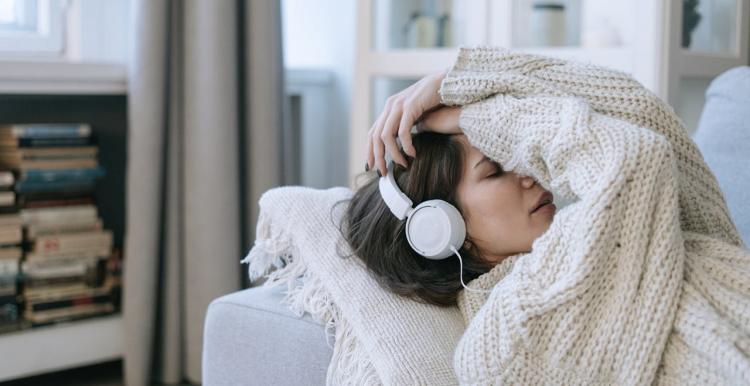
[{"x1": 531, "y1": 191, "x2": 554, "y2": 214}]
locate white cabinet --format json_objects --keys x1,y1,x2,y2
[{"x1": 348, "y1": 0, "x2": 750, "y2": 186}]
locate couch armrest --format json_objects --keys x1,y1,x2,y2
[{"x1": 202, "y1": 285, "x2": 333, "y2": 385}]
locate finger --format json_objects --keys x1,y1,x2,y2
[
  {"x1": 381, "y1": 106, "x2": 409, "y2": 169},
  {"x1": 398, "y1": 107, "x2": 417, "y2": 157},
  {"x1": 368, "y1": 98, "x2": 392, "y2": 172},
  {"x1": 365, "y1": 132, "x2": 373, "y2": 171},
  {"x1": 372, "y1": 128, "x2": 386, "y2": 177}
]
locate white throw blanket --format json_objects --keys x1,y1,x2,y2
[
  {"x1": 242, "y1": 186, "x2": 466, "y2": 385},
  {"x1": 243, "y1": 47, "x2": 750, "y2": 385}
]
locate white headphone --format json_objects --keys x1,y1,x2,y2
[{"x1": 378, "y1": 160, "x2": 466, "y2": 260}]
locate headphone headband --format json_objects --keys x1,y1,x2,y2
[{"x1": 378, "y1": 161, "x2": 413, "y2": 220}]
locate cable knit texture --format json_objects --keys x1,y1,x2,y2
[
  {"x1": 242, "y1": 46, "x2": 750, "y2": 385},
  {"x1": 441, "y1": 46, "x2": 750, "y2": 385}
]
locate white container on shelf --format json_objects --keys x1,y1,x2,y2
[{"x1": 530, "y1": 3, "x2": 567, "y2": 46}]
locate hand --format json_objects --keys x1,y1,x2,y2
[
  {"x1": 415, "y1": 106, "x2": 462, "y2": 135},
  {"x1": 366, "y1": 69, "x2": 448, "y2": 176}
]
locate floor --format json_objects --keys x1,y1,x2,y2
[{"x1": 0, "y1": 360, "x2": 195, "y2": 386}]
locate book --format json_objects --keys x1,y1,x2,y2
[
  {"x1": 26, "y1": 217, "x2": 102, "y2": 240},
  {"x1": 25, "y1": 303, "x2": 114, "y2": 324},
  {"x1": 14, "y1": 180, "x2": 96, "y2": 194},
  {"x1": 17, "y1": 159, "x2": 99, "y2": 171},
  {"x1": 0, "y1": 171, "x2": 13, "y2": 188},
  {"x1": 0, "y1": 213, "x2": 21, "y2": 227},
  {"x1": 0, "y1": 124, "x2": 91, "y2": 139},
  {"x1": 0, "y1": 191, "x2": 14, "y2": 206},
  {"x1": 17, "y1": 190, "x2": 94, "y2": 205},
  {"x1": 20, "y1": 166, "x2": 105, "y2": 182},
  {"x1": 21, "y1": 196, "x2": 95, "y2": 210},
  {"x1": 0, "y1": 224, "x2": 22, "y2": 245},
  {"x1": 0, "y1": 146, "x2": 98, "y2": 169},
  {"x1": 32, "y1": 230, "x2": 113, "y2": 256},
  {"x1": 20, "y1": 204, "x2": 98, "y2": 225},
  {"x1": 0, "y1": 136, "x2": 96, "y2": 149},
  {"x1": 0, "y1": 247, "x2": 21, "y2": 260},
  {"x1": 23, "y1": 278, "x2": 112, "y2": 303},
  {"x1": 24, "y1": 249, "x2": 103, "y2": 262}
]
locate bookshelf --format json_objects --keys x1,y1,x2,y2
[{"x1": 0, "y1": 68, "x2": 127, "y2": 381}]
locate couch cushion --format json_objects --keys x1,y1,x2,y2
[
  {"x1": 692, "y1": 66, "x2": 750, "y2": 246},
  {"x1": 202, "y1": 285, "x2": 332, "y2": 386}
]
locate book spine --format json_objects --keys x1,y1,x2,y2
[
  {"x1": 15, "y1": 180, "x2": 95, "y2": 194},
  {"x1": 27, "y1": 219, "x2": 102, "y2": 239},
  {"x1": 20, "y1": 205, "x2": 98, "y2": 224},
  {"x1": 19, "y1": 159, "x2": 99, "y2": 171},
  {"x1": 18, "y1": 137, "x2": 94, "y2": 148},
  {"x1": 11, "y1": 124, "x2": 91, "y2": 138},
  {"x1": 21, "y1": 166, "x2": 105, "y2": 182},
  {"x1": 25, "y1": 303, "x2": 113, "y2": 324},
  {"x1": 33, "y1": 230, "x2": 113, "y2": 255},
  {"x1": 0, "y1": 171, "x2": 14, "y2": 188},
  {"x1": 0, "y1": 191, "x2": 14, "y2": 206},
  {"x1": 22, "y1": 196, "x2": 95, "y2": 209},
  {"x1": 0, "y1": 225, "x2": 22, "y2": 245}
]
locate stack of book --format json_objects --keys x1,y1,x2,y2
[
  {"x1": 0, "y1": 171, "x2": 22, "y2": 332},
  {"x1": 0, "y1": 123, "x2": 120, "y2": 326}
]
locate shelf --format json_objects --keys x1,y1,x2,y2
[
  {"x1": 363, "y1": 46, "x2": 635, "y2": 77},
  {"x1": 677, "y1": 50, "x2": 748, "y2": 77},
  {"x1": 0, "y1": 61, "x2": 127, "y2": 95},
  {"x1": 0, "y1": 314, "x2": 123, "y2": 382}
]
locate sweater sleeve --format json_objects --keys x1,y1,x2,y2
[
  {"x1": 438, "y1": 45, "x2": 745, "y2": 249},
  {"x1": 452, "y1": 94, "x2": 685, "y2": 385}
]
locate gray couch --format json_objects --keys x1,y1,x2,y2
[{"x1": 201, "y1": 66, "x2": 750, "y2": 385}]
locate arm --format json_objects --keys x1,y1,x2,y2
[
  {"x1": 452, "y1": 94, "x2": 684, "y2": 385},
  {"x1": 439, "y1": 46, "x2": 745, "y2": 248}
]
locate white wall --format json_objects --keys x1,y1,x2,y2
[
  {"x1": 282, "y1": 0, "x2": 355, "y2": 187},
  {"x1": 68, "y1": 0, "x2": 129, "y2": 63}
]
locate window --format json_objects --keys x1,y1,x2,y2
[{"x1": 0, "y1": 0, "x2": 67, "y2": 57}]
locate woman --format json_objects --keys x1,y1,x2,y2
[{"x1": 343, "y1": 46, "x2": 750, "y2": 384}]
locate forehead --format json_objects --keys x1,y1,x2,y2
[{"x1": 453, "y1": 134, "x2": 485, "y2": 163}]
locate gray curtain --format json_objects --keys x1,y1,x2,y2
[{"x1": 124, "y1": 0, "x2": 285, "y2": 385}]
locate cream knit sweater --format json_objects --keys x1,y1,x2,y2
[
  {"x1": 243, "y1": 46, "x2": 750, "y2": 386},
  {"x1": 441, "y1": 46, "x2": 750, "y2": 385}
]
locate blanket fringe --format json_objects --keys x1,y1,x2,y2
[{"x1": 240, "y1": 208, "x2": 381, "y2": 385}]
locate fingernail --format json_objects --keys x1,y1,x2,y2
[
  {"x1": 376, "y1": 169, "x2": 382, "y2": 177},
  {"x1": 365, "y1": 162, "x2": 370, "y2": 172}
]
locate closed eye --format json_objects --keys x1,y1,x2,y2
[{"x1": 486, "y1": 164, "x2": 504, "y2": 178}]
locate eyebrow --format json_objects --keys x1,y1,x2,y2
[{"x1": 474, "y1": 156, "x2": 491, "y2": 170}]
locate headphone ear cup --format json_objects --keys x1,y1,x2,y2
[{"x1": 405, "y1": 200, "x2": 466, "y2": 260}]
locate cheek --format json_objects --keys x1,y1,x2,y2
[{"x1": 463, "y1": 184, "x2": 523, "y2": 232}]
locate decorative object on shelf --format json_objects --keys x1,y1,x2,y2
[
  {"x1": 436, "y1": 12, "x2": 452, "y2": 46},
  {"x1": 682, "y1": 0, "x2": 702, "y2": 48},
  {"x1": 404, "y1": 10, "x2": 439, "y2": 48},
  {"x1": 530, "y1": 2, "x2": 568, "y2": 46},
  {"x1": 581, "y1": 16, "x2": 622, "y2": 48}
]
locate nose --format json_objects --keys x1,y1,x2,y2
[{"x1": 520, "y1": 174, "x2": 536, "y2": 189}]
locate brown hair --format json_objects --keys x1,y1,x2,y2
[{"x1": 333, "y1": 132, "x2": 493, "y2": 307}]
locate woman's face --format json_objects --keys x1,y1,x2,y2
[{"x1": 453, "y1": 134, "x2": 556, "y2": 264}]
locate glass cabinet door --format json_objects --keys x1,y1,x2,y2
[
  {"x1": 682, "y1": 0, "x2": 739, "y2": 54},
  {"x1": 371, "y1": 0, "x2": 481, "y2": 50}
]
